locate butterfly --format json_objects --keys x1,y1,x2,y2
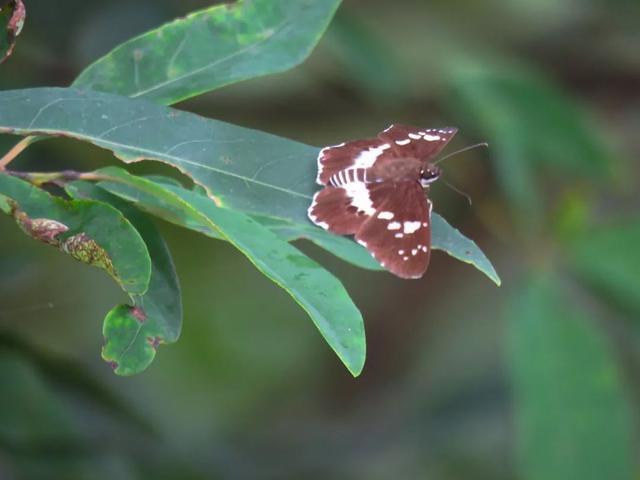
[{"x1": 307, "y1": 124, "x2": 457, "y2": 279}]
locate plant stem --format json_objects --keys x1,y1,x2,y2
[
  {"x1": 0, "y1": 136, "x2": 38, "y2": 170},
  {"x1": 4, "y1": 169, "x2": 103, "y2": 186}
]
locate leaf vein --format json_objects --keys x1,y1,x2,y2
[{"x1": 129, "y1": 19, "x2": 290, "y2": 99}]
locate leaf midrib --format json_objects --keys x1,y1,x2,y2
[
  {"x1": 127, "y1": 18, "x2": 291, "y2": 100},
  {"x1": 11, "y1": 126, "x2": 314, "y2": 201}
]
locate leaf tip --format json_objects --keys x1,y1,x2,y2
[{"x1": 344, "y1": 344, "x2": 366, "y2": 378}]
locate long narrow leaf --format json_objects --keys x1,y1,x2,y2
[
  {"x1": 73, "y1": 0, "x2": 342, "y2": 105},
  {"x1": 508, "y1": 273, "x2": 634, "y2": 480},
  {"x1": 82, "y1": 170, "x2": 366, "y2": 376},
  {"x1": 0, "y1": 87, "x2": 499, "y2": 284}
]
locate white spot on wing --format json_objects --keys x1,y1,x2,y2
[
  {"x1": 395, "y1": 139, "x2": 411, "y2": 146},
  {"x1": 411, "y1": 249, "x2": 418, "y2": 255},
  {"x1": 403, "y1": 221, "x2": 422, "y2": 234},
  {"x1": 353, "y1": 144, "x2": 390, "y2": 169},
  {"x1": 394, "y1": 233, "x2": 404, "y2": 238},
  {"x1": 344, "y1": 182, "x2": 375, "y2": 216},
  {"x1": 398, "y1": 249, "x2": 405, "y2": 255},
  {"x1": 423, "y1": 134, "x2": 440, "y2": 141},
  {"x1": 387, "y1": 221, "x2": 401, "y2": 230},
  {"x1": 408, "y1": 133, "x2": 421, "y2": 139},
  {"x1": 377, "y1": 211, "x2": 394, "y2": 220}
]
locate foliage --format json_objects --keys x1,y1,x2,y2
[
  {"x1": 0, "y1": 0, "x2": 25, "y2": 64},
  {"x1": 1, "y1": 1, "x2": 637, "y2": 479},
  {"x1": 0, "y1": 0, "x2": 497, "y2": 378}
]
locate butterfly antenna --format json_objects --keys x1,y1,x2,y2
[
  {"x1": 434, "y1": 142, "x2": 489, "y2": 165},
  {"x1": 441, "y1": 176, "x2": 473, "y2": 206}
]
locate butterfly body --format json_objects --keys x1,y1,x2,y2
[{"x1": 308, "y1": 124, "x2": 457, "y2": 279}]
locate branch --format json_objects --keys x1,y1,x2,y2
[
  {"x1": 0, "y1": 136, "x2": 37, "y2": 170},
  {"x1": 4, "y1": 169, "x2": 103, "y2": 186}
]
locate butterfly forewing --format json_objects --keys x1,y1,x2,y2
[
  {"x1": 316, "y1": 138, "x2": 389, "y2": 186},
  {"x1": 378, "y1": 124, "x2": 458, "y2": 163},
  {"x1": 316, "y1": 125, "x2": 457, "y2": 186}
]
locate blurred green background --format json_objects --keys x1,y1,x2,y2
[{"x1": 1, "y1": 0, "x2": 639, "y2": 478}]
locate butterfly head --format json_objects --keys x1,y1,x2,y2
[{"x1": 419, "y1": 164, "x2": 441, "y2": 187}]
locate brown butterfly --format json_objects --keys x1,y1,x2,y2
[{"x1": 308, "y1": 124, "x2": 458, "y2": 279}]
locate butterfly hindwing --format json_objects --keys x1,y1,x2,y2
[
  {"x1": 308, "y1": 185, "x2": 370, "y2": 235},
  {"x1": 355, "y1": 181, "x2": 431, "y2": 279}
]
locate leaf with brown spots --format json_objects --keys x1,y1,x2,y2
[
  {"x1": 0, "y1": 174, "x2": 151, "y2": 295},
  {"x1": 69, "y1": 176, "x2": 363, "y2": 376},
  {"x1": 66, "y1": 181, "x2": 181, "y2": 376}
]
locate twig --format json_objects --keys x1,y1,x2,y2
[
  {"x1": 5, "y1": 169, "x2": 103, "y2": 186},
  {"x1": 0, "y1": 136, "x2": 37, "y2": 170}
]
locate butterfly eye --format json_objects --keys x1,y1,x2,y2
[{"x1": 421, "y1": 168, "x2": 436, "y2": 179}]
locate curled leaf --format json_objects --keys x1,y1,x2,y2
[
  {"x1": 0, "y1": 173, "x2": 151, "y2": 296},
  {"x1": 0, "y1": 0, "x2": 25, "y2": 64},
  {"x1": 62, "y1": 233, "x2": 116, "y2": 278},
  {"x1": 67, "y1": 181, "x2": 182, "y2": 376}
]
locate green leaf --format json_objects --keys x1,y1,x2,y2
[
  {"x1": 259, "y1": 215, "x2": 382, "y2": 271},
  {"x1": 69, "y1": 168, "x2": 365, "y2": 375},
  {"x1": 95, "y1": 167, "x2": 500, "y2": 285},
  {"x1": 168, "y1": 186, "x2": 366, "y2": 376},
  {"x1": 0, "y1": 0, "x2": 25, "y2": 65},
  {"x1": 567, "y1": 219, "x2": 640, "y2": 315},
  {"x1": 98, "y1": 168, "x2": 224, "y2": 238},
  {"x1": 92, "y1": 166, "x2": 381, "y2": 271},
  {"x1": 0, "y1": 173, "x2": 151, "y2": 296},
  {"x1": 508, "y1": 272, "x2": 634, "y2": 480},
  {"x1": 73, "y1": 0, "x2": 342, "y2": 104},
  {"x1": 431, "y1": 213, "x2": 500, "y2": 286},
  {"x1": 66, "y1": 181, "x2": 182, "y2": 376},
  {"x1": 0, "y1": 87, "x2": 500, "y2": 283},
  {"x1": 0, "y1": 87, "x2": 318, "y2": 223}
]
